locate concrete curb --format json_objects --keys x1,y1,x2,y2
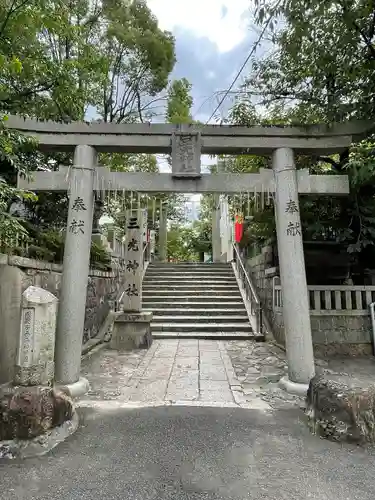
[
  {"x1": 0, "y1": 411, "x2": 79, "y2": 460},
  {"x1": 279, "y1": 376, "x2": 309, "y2": 397},
  {"x1": 58, "y1": 377, "x2": 90, "y2": 398}
]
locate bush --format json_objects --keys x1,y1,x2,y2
[{"x1": 3, "y1": 221, "x2": 112, "y2": 270}]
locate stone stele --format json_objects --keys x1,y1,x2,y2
[{"x1": 14, "y1": 286, "x2": 58, "y2": 386}]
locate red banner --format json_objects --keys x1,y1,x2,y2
[{"x1": 234, "y1": 214, "x2": 244, "y2": 243}]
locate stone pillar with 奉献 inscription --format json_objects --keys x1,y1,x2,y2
[
  {"x1": 14, "y1": 286, "x2": 58, "y2": 386},
  {"x1": 54, "y1": 145, "x2": 95, "y2": 395},
  {"x1": 273, "y1": 147, "x2": 315, "y2": 394},
  {"x1": 110, "y1": 211, "x2": 153, "y2": 350}
]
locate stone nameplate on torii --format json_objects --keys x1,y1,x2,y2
[{"x1": 171, "y1": 131, "x2": 202, "y2": 179}]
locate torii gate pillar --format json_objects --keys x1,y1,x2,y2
[
  {"x1": 273, "y1": 148, "x2": 315, "y2": 394},
  {"x1": 54, "y1": 145, "x2": 95, "y2": 395}
]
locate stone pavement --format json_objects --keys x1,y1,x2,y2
[
  {"x1": 4, "y1": 340, "x2": 375, "y2": 499},
  {"x1": 80, "y1": 339, "x2": 301, "y2": 411}
]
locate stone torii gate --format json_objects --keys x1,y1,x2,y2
[{"x1": 7, "y1": 116, "x2": 370, "y2": 396}]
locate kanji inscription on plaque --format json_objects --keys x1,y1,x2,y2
[{"x1": 171, "y1": 131, "x2": 202, "y2": 178}]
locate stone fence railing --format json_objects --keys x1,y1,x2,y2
[
  {"x1": 273, "y1": 281, "x2": 375, "y2": 316},
  {"x1": 247, "y1": 245, "x2": 375, "y2": 356}
]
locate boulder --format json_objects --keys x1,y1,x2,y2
[
  {"x1": 306, "y1": 374, "x2": 375, "y2": 444},
  {"x1": 0, "y1": 386, "x2": 73, "y2": 440}
]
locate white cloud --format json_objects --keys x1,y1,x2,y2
[{"x1": 147, "y1": 0, "x2": 251, "y2": 53}]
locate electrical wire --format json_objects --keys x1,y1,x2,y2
[{"x1": 204, "y1": 11, "x2": 277, "y2": 125}]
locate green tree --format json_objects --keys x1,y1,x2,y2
[
  {"x1": 0, "y1": 0, "x2": 178, "y2": 239},
  {"x1": 166, "y1": 78, "x2": 193, "y2": 124},
  {"x1": 0, "y1": 116, "x2": 37, "y2": 249},
  {"x1": 0, "y1": 0, "x2": 176, "y2": 121},
  {"x1": 224, "y1": 1, "x2": 375, "y2": 267},
  {"x1": 251, "y1": 0, "x2": 375, "y2": 122},
  {"x1": 167, "y1": 224, "x2": 198, "y2": 261}
]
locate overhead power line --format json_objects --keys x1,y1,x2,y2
[{"x1": 204, "y1": 10, "x2": 277, "y2": 125}]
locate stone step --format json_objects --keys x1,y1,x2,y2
[
  {"x1": 142, "y1": 300, "x2": 245, "y2": 307},
  {"x1": 152, "y1": 315, "x2": 248, "y2": 323},
  {"x1": 143, "y1": 284, "x2": 239, "y2": 291},
  {"x1": 151, "y1": 322, "x2": 252, "y2": 332},
  {"x1": 147, "y1": 266, "x2": 232, "y2": 271},
  {"x1": 144, "y1": 308, "x2": 247, "y2": 315},
  {"x1": 143, "y1": 279, "x2": 237, "y2": 286},
  {"x1": 145, "y1": 273, "x2": 235, "y2": 279},
  {"x1": 142, "y1": 291, "x2": 242, "y2": 298},
  {"x1": 152, "y1": 332, "x2": 262, "y2": 340},
  {"x1": 146, "y1": 268, "x2": 234, "y2": 272},
  {"x1": 148, "y1": 263, "x2": 230, "y2": 267}
]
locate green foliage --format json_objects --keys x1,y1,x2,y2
[
  {"x1": 0, "y1": 115, "x2": 38, "y2": 249},
  {"x1": 0, "y1": 0, "x2": 179, "y2": 248},
  {"x1": 0, "y1": 0, "x2": 176, "y2": 121},
  {"x1": 224, "y1": 1, "x2": 375, "y2": 263},
  {"x1": 251, "y1": 0, "x2": 375, "y2": 122},
  {"x1": 166, "y1": 78, "x2": 193, "y2": 124},
  {"x1": 7, "y1": 220, "x2": 111, "y2": 269},
  {"x1": 167, "y1": 220, "x2": 213, "y2": 262},
  {"x1": 189, "y1": 219, "x2": 212, "y2": 256},
  {"x1": 167, "y1": 224, "x2": 198, "y2": 261},
  {"x1": 90, "y1": 240, "x2": 112, "y2": 270}
]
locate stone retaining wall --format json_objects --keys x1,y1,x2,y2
[
  {"x1": 0, "y1": 254, "x2": 124, "y2": 384},
  {"x1": 247, "y1": 247, "x2": 373, "y2": 355}
]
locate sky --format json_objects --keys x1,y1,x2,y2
[
  {"x1": 102, "y1": 1, "x2": 258, "y2": 221},
  {"x1": 147, "y1": 0, "x2": 256, "y2": 123},
  {"x1": 146, "y1": 0, "x2": 257, "y2": 179}
]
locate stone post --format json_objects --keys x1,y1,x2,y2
[
  {"x1": 212, "y1": 194, "x2": 221, "y2": 262},
  {"x1": 15, "y1": 286, "x2": 58, "y2": 386},
  {"x1": 158, "y1": 206, "x2": 167, "y2": 262},
  {"x1": 92, "y1": 195, "x2": 105, "y2": 235},
  {"x1": 150, "y1": 230, "x2": 156, "y2": 260},
  {"x1": 273, "y1": 147, "x2": 315, "y2": 393},
  {"x1": 110, "y1": 211, "x2": 153, "y2": 350},
  {"x1": 54, "y1": 145, "x2": 95, "y2": 394}
]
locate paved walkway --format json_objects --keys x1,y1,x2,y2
[
  {"x1": 3, "y1": 340, "x2": 375, "y2": 499},
  {"x1": 80, "y1": 339, "x2": 301, "y2": 411}
]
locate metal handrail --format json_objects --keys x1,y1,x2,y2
[
  {"x1": 232, "y1": 243, "x2": 264, "y2": 336},
  {"x1": 232, "y1": 244, "x2": 260, "y2": 305}
]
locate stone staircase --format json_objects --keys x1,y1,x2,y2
[{"x1": 142, "y1": 263, "x2": 264, "y2": 340}]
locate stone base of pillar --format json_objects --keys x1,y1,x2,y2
[
  {"x1": 279, "y1": 375, "x2": 309, "y2": 397},
  {"x1": 110, "y1": 311, "x2": 153, "y2": 350},
  {"x1": 57, "y1": 377, "x2": 90, "y2": 398}
]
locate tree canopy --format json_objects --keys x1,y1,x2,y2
[
  {"x1": 220, "y1": 0, "x2": 375, "y2": 275},
  {"x1": 0, "y1": 0, "x2": 185, "y2": 259}
]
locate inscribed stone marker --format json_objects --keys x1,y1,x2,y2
[
  {"x1": 123, "y1": 212, "x2": 143, "y2": 312},
  {"x1": 171, "y1": 131, "x2": 202, "y2": 178},
  {"x1": 15, "y1": 286, "x2": 58, "y2": 386}
]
